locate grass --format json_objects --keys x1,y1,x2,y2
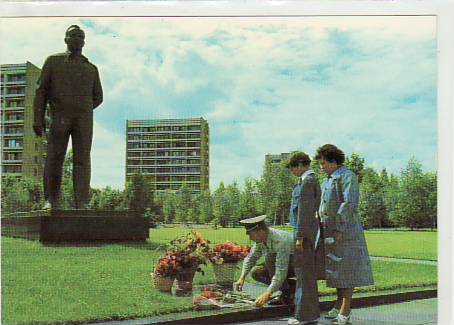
[
  {"x1": 151, "y1": 227, "x2": 438, "y2": 261},
  {"x1": 1, "y1": 229, "x2": 437, "y2": 325},
  {"x1": 364, "y1": 230, "x2": 437, "y2": 261}
]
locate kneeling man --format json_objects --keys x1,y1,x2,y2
[{"x1": 235, "y1": 215, "x2": 295, "y2": 307}]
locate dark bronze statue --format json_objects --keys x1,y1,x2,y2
[{"x1": 33, "y1": 25, "x2": 103, "y2": 209}]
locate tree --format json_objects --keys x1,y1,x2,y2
[
  {"x1": 391, "y1": 158, "x2": 437, "y2": 229},
  {"x1": 257, "y1": 160, "x2": 294, "y2": 225},
  {"x1": 153, "y1": 193, "x2": 166, "y2": 222},
  {"x1": 162, "y1": 191, "x2": 176, "y2": 223},
  {"x1": 94, "y1": 186, "x2": 124, "y2": 210},
  {"x1": 226, "y1": 182, "x2": 241, "y2": 225},
  {"x1": 240, "y1": 177, "x2": 257, "y2": 218},
  {"x1": 60, "y1": 149, "x2": 75, "y2": 209},
  {"x1": 198, "y1": 189, "x2": 213, "y2": 223},
  {"x1": 212, "y1": 182, "x2": 230, "y2": 227},
  {"x1": 1, "y1": 175, "x2": 45, "y2": 213},
  {"x1": 1, "y1": 175, "x2": 30, "y2": 213},
  {"x1": 345, "y1": 153, "x2": 365, "y2": 183},
  {"x1": 125, "y1": 173, "x2": 152, "y2": 216},
  {"x1": 359, "y1": 167, "x2": 388, "y2": 228},
  {"x1": 424, "y1": 172, "x2": 437, "y2": 230},
  {"x1": 174, "y1": 183, "x2": 192, "y2": 223},
  {"x1": 384, "y1": 173, "x2": 400, "y2": 227},
  {"x1": 188, "y1": 194, "x2": 200, "y2": 224}
]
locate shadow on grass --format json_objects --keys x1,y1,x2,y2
[{"x1": 42, "y1": 239, "x2": 165, "y2": 251}]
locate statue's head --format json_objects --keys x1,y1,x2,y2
[{"x1": 65, "y1": 25, "x2": 85, "y2": 52}]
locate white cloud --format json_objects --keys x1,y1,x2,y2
[
  {"x1": 90, "y1": 120, "x2": 125, "y2": 189},
  {"x1": 0, "y1": 16, "x2": 437, "y2": 190}
]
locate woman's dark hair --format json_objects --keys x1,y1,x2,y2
[
  {"x1": 314, "y1": 144, "x2": 345, "y2": 165},
  {"x1": 285, "y1": 151, "x2": 311, "y2": 168}
]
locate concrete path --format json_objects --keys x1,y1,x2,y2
[
  {"x1": 370, "y1": 256, "x2": 437, "y2": 266},
  {"x1": 233, "y1": 298, "x2": 437, "y2": 325}
]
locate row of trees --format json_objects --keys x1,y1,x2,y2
[{"x1": 1, "y1": 152, "x2": 437, "y2": 229}]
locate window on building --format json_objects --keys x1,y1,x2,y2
[
  {"x1": 3, "y1": 165, "x2": 21, "y2": 173},
  {"x1": 9, "y1": 74, "x2": 25, "y2": 82},
  {"x1": 6, "y1": 139, "x2": 23, "y2": 148}
]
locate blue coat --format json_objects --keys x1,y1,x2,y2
[
  {"x1": 320, "y1": 166, "x2": 374, "y2": 288},
  {"x1": 290, "y1": 170, "x2": 322, "y2": 321}
]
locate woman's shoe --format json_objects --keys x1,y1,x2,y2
[
  {"x1": 325, "y1": 307, "x2": 339, "y2": 318},
  {"x1": 332, "y1": 313, "x2": 352, "y2": 325},
  {"x1": 287, "y1": 317, "x2": 319, "y2": 325}
]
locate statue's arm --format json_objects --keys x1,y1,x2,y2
[
  {"x1": 33, "y1": 57, "x2": 52, "y2": 132},
  {"x1": 92, "y1": 66, "x2": 103, "y2": 109}
]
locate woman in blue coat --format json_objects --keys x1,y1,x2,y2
[
  {"x1": 286, "y1": 152, "x2": 321, "y2": 325},
  {"x1": 315, "y1": 144, "x2": 374, "y2": 325}
]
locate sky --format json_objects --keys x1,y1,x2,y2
[{"x1": 0, "y1": 16, "x2": 437, "y2": 190}]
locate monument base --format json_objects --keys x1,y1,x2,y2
[{"x1": 1, "y1": 210, "x2": 149, "y2": 243}]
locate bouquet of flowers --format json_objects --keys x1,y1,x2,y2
[
  {"x1": 193, "y1": 288, "x2": 253, "y2": 310},
  {"x1": 153, "y1": 255, "x2": 179, "y2": 278},
  {"x1": 208, "y1": 241, "x2": 251, "y2": 265},
  {"x1": 164, "y1": 230, "x2": 211, "y2": 273}
]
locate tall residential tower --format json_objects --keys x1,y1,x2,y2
[
  {"x1": 126, "y1": 118, "x2": 209, "y2": 192},
  {"x1": 1, "y1": 62, "x2": 46, "y2": 179}
]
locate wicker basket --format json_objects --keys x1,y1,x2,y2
[
  {"x1": 175, "y1": 267, "x2": 197, "y2": 296},
  {"x1": 151, "y1": 272, "x2": 174, "y2": 292},
  {"x1": 212, "y1": 262, "x2": 239, "y2": 287}
]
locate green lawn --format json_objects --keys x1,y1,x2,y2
[
  {"x1": 1, "y1": 230, "x2": 437, "y2": 325},
  {"x1": 364, "y1": 230, "x2": 437, "y2": 261},
  {"x1": 151, "y1": 227, "x2": 438, "y2": 261}
]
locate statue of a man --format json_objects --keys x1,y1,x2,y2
[{"x1": 33, "y1": 25, "x2": 103, "y2": 209}]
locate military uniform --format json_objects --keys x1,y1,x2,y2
[
  {"x1": 240, "y1": 216, "x2": 295, "y2": 301},
  {"x1": 34, "y1": 51, "x2": 103, "y2": 208}
]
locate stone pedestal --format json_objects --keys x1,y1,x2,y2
[{"x1": 1, "y1": 210, "x2": 149, "y2": 243}]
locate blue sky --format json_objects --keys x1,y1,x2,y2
[{"x1": 0, "y1": 17, "x2": 437, "y2": 189}]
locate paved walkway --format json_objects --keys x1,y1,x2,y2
[
  {"x1": 369, "y1": 256, "x2": 437, "y2": 266},
  {"x1": 234, "y1": 298, "x2": 437, "y2": 325}
]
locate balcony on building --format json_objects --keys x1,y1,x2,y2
[
  {"x1": 1, "y1": 92, "x2": 26, "y2": 98},
  {"x1": 1, "y1": 132, "x2": 24, "y2": 137},
  {"x1": 2, "y1": 160, "x2": 22, "y2": 164}
]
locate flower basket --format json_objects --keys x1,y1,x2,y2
[
  {"x1": 151, "y1": 272, "x2": 174, "y2": 292},
  {"x1": 207, "y1": 241, "x2": 251, "y2": 289},
  {"x1": 175, "y1": 266, "x2": 198, "y2": 296},
  {"x1": 212, "y1": 262, "x2": 239, "y2": 289},
  {"x1": 153, "y1": 231, "x2": 211, "y2": 297}
]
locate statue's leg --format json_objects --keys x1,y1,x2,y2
[
  {"x1": 45, "y1": 116, "x2": 71, "y2": 208},
  {"x1": 72, "y1": 112, "x2": 93, "y2": 209}
]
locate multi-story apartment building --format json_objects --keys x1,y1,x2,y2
[
  {"x1": 265, "y1": 152, "x2": 292, "y2": 165},
  {"x1": 1, "y1": 62, "x2": 46, "y2": 179},
  {"x1": 126, "y1": 118, "x2": 209, "y2": 192}
]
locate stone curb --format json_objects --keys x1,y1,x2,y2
[
  {"x1": 156, "y1": 289, "x2": 437, "y2": 324},
  {"x1": 88, "y1": 288, "x2": 436, "y2": 325}
]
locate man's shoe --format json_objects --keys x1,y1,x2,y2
[
  {"x1": 288, "y1": 317, "x2": 300, "y2": 325},
  {"x1": 268, "y1": 294, "x2": 293, "y2": 305},
  {"x1": 288, "y1": 317, "x2": 319, "y2": 325},
  {"x1": 325, "y1": 307, "x2": 339, "y2": 318},
  {"x1": 332, "y1": 314, "x2": 352, "y2": 325},
  {"x1": 268, "y1": 296, "x2": 285, "y2": 305}
]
